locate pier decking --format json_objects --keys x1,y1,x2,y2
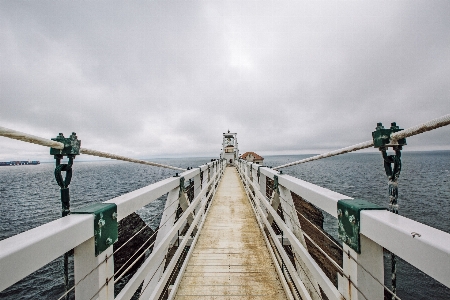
[{"x1": 174, "y1": 167, "x2": 288, "y2": 300}]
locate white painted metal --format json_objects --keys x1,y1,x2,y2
[
  {"x1": 115, "y1": 171, "x2": 221, "y2": 299},
  {"x1": 150, "y1": 179, "x2": 216, "y2": 300},
  {"x1": 241, "y1": 164, "x2": 316, "y2": 300},
  {"x1": 193, "y1": 171, "x2": 201, "y2": 199},
  {"x1": 173, "y1": 167, "x2": 289, "y2": 300},
  {"x1": 260, "y1": 167, "x2": 351, "y2": 218},
  {"x1": 245, "y1": 184, "x2": 311, "y2": 300},
  {"x1": 239, "y1": 160, "x2": 450, "y2": 297},
  {"x1": 104, "y1": 168, "x2": 199, "y2": 221},
  {"x1": 0, "y1": 214, "x2": 93, "y2": 292},
  {"x1": 140, "y1": 187, "x2": 180, "y2": 299},
  {"x1": 361, "y1": 210, "x2": 450, "y2": 288},
  {"x1": 338, "y1": 237, "x2": 384, "y2": 300},
  {"x1": 278, "y1": 186, "x2": 322, "y2": 300},
  {"x1": 241, "y1": 168, "x2": 341, "y2": 300},
  {"x1": 167, "y1": 182, "x2": 220, "y2": 300},
  {"x1": 0, "y1": 161, "x2": 221, "y2": 298},
  {"x1": 3, "y1": 152, "x2": 450, "y2": 299},
  {"x1": 74, "y1": 238, "x2": 114, "y2": 300}
]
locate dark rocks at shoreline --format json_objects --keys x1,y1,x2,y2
[
  {"x1": 266, "y1": 177, "x2": 342, "y2": 286},
  {"x1": 291, "y1": 192, "x2": 343, "y2": 286},
  {"x1": 113, "y1": 212, "x2": 155, "y2": 297}
]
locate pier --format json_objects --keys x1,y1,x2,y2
[
  {"x1": 174, "y1": 167, "x2": 287, "y2": 300},
  {"x1": 0, "y1": 116, "x2": 450, "y2": 299}
]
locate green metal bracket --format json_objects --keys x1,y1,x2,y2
[
  {"x1": 50, "y1": 132, "x2": 81, "y2": 156},
  {"x1": 337, "y1": 199, "x2": 386, "y2": 253},
  {"x1": 72, "y1": 203, "x2": 118, "y2": 256},
  {"x1": 257, "y1": 165, "x2": 264, "y2": 180},
  {"x1": 372, "y1": 122, "x2": 406, "y2": 148},
  {"x1": 273, "y1": 175, "x2": 279, "y2": 194}
]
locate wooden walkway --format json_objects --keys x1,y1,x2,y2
[{"x1": 174, "y1": 167, "x2": 288, "y2": 300}]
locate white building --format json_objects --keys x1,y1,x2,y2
[
  {"x1": 221, "y1": 131, "x2": 239, "y2": 165},
  {"x1": 240, "y1": 152, "x2": 264, "y2": 164}
]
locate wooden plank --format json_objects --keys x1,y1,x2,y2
[{"x1": 174, "y1": 167, "x2": 288, "y2": 300}]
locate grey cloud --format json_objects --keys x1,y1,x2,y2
[{"x1": 0, "y1": 1, "x2": 449, "y2": 162}]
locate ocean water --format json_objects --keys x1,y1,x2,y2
[{"x1": 0, "y1": 152, "x2": 449, "y2": 299}]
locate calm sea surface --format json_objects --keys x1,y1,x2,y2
[{"x1": 0, "y1": 152, "x2": 449, "y2": 299}]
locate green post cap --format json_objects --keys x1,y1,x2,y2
[
  {"x1": 72, "y1": 203, "x2": 118, "y2": 256},
  {"x1": 337, "y1": 199, "x2": 386, "y2": 253}
]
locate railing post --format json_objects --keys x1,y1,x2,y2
[
  {"x1": 251, "y1": 164, "x2": 259, "y2": 194},
  {"x1": 193, "y1": 170, "x2": 201, "y2": 199},
  {"x1": 140, "y1": 185, "x2": 180, "y2": 299},
  {"x1": 278, "y1": 185, "x2": 321, "y2": 300},
  {"x1": 74, "y1": 240, "x2": 114, "y2": 300},
  {"x1": 193, "y1": 169, "x2": 203, "y2": 214},
  {"x1": 258, "y1": 167, "x2": 268, "y2": 202},
  {"x1": 338, "y1": 237, "x2": 384, "y2": 300}
]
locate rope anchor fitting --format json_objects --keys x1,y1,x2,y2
[
  {"x1": 50, "y1": 132, "x2": 81, "y2": 300},
  {"x1": 372, "y1": 122, "x2": 406, "y2": 213},
  {"x1": 50, "y1": 132, "x2": 81, "y2": 216},
  {"x1": 372, "y1": 122, "x2": 406, "y2": 300}
]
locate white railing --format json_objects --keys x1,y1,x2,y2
[
  {"x1": 0, "y1": 159, "x2": 226, "y2": 299},
  {"x1": 236, "y1": 160, "x2": 450, "y2": 300}
]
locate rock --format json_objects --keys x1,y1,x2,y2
[
  {"x1": 291, "y1": 192, "x2": 343, "y2": 287},
  {"x1": 113, "y1": 212, "x2": 155, "y2": 297},
  {"x1": 266, "y1": 177, "x2": 342, "y2": 287}
]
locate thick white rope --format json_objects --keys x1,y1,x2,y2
[
  {"x1": 391, "y1": 114, "x2": 450, "y2": 141},
  {"x1": 273, "y1": 140, "x2": 374, "y2": 170},
  {"x1": 79, "y1": 148, "x2": 186, "y2": 171},
  {"x1": 0, "y1": 126, "x2": 186, "y2": 171},
  {"x1": 0, "y1": 126, "x2": 65, "y2": 149},
  {"x1": 274, "y1": 114, "x2": 450, "y2": 170}
]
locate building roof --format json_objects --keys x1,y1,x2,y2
[{"x1": 240, "y1": 152, "x2": 264, "y2": 160}]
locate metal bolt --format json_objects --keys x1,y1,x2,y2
[
  {"x1": 349, "y1": 215, "x2": 355, "y2": 224},
  {"x1": 106, "y1": 238, "x2": 113, "y2": 246},
  {"x1": 411, "y1": 232, "x2": 421, "y2": 238},
  {"x1": 112, "y1": 212, "x2": 118, "y2": 220},
  {"x1": 98, "y1": 218, "x2": 105, "y2": 228}
]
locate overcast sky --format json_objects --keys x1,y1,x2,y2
[{"x1": 1, "y1": 1, "x2": 449, "y2": 161}]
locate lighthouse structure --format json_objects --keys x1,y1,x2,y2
[{"x1": 221, "y1": 131, "x2": 239, "y2": 165}]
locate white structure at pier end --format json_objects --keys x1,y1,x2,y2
[{"x1": 221, "y1": 131, "x2": 239, "y2": 165}]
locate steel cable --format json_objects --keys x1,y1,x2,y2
[
  {"x1": 114, "y1": 209, "x2": 178, "y2": 283},
  {"x1": 55, "y1": 192, "x2": 183, "y2": 300},
  {"x1": 275, "y1": 192, "x2": 401, "y2": 300},
  {"x1": 241, "y1": 170, "x2": 394, "y2": 300},
  {"x1": 81, "y1": 208, "x2": 183, "y2": 300},
  {"x1": 55, "y1": 205, "x2": 171, "y2": 300}
]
